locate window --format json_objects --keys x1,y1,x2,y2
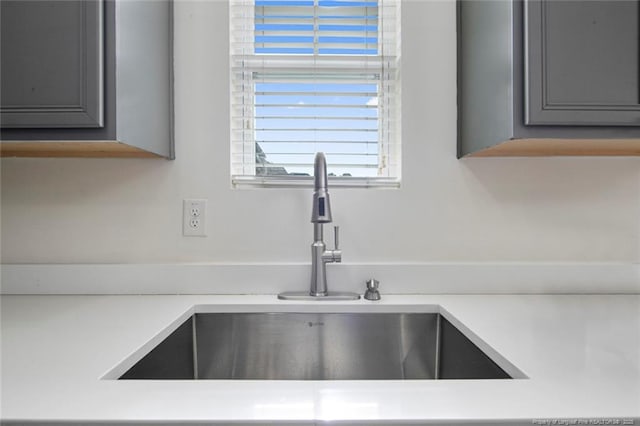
[{"x1": 230, "y1": 0, "x2": 400, "y2": 187}]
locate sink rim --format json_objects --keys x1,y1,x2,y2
[{"x1": 102, "y1": 304, "x2": 527, "y2": 380}]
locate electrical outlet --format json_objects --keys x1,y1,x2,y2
[{"x1": 183, "y1": 199, "x2": 207, "y2": 237}]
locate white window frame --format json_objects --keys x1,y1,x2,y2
[{"x1": 230, "y1": 0, "x2": 401, "y2": 188}]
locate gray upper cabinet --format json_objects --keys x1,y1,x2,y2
[
  {"x1": 1, "y1": 1, "x2": 104, "y2": 128},
  {"x1": 458, "y1": 0, "x2": 640, "y2": 157},
  {"x1": 525, "y1": 0, "x2": 640, "y2": 126},
  {"x1": 0, "y1": 0, "x2": 174, "y2": 159}
]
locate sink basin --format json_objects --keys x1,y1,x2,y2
[{"x1": 115, "y1": 308, "x2": 519, "y2": 380}]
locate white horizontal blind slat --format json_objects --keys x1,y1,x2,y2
[{"x1": 230, "y1": 0, "x2": 400, "y2": 182}]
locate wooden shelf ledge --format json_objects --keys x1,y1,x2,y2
[
  {"x1": 467, "y1": 139, "x2": 640, "y2": 157},
  {"x1": 0, "y1": 141, "x2": 163, "y2": 158}
]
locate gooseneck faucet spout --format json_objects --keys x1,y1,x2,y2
[
  {"x1": 278, "y1": 153, "x2": 360, "y2": 301},
  {"x1": 311, "y1": 153, "x2": 332, "y2": 224},
  {"x1": 314, "y1": 153, "x2": 329, "y2": 193}
]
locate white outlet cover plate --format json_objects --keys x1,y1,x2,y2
[{"x1": 183, "y1": 199, "x2": 207, "y2": 237}]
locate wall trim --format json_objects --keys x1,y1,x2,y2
[{"x1": 1, "y1": 262, "x2": 638, "y2": 295}]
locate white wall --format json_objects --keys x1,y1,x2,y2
[{"x1": 1, "y1": 0, "x2": 639, "y2": 265}]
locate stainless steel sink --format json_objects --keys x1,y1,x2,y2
[{"x1": 117, "y1": 310, "x2": 517, "y2": 380}]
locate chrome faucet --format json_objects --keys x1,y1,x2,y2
[{"x1": 278, "y1": 153, "x2": 360, "y2": 301}]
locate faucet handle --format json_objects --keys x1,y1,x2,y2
[{"x1": 326, "y1": 225, "x2": 342, "y2": 263}]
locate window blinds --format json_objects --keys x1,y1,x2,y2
[{"x1": 230, "y1": 0, "x2": 400, "y2": 186}]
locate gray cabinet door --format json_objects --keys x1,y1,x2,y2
[
  {"x1": 525, "y1": 0, "x2": 640, "y2": 126},
  {"x1": 0, "y1": 1, "x2": 103, "y2": 128}
]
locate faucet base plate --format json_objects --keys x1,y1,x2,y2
[{"x1": 278, "y1": 291, "x2": 361, "y2": 301}]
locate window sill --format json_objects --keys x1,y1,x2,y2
[{"x1": 232, "y1": 175, "x2": 400, "y2": 189}]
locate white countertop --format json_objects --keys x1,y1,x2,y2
[{"x1": 1, "y1": 294, "x2": 639, "y2": 424}]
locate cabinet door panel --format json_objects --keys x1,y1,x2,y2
[
  {"x1": 525, "y1": 0, "x2": 640, "y2": 126},
  {"x1": 0, "y1": 1, "x2": 103, "y2": 128}
]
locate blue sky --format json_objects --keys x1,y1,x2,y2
[{"x1": 253, "y1": 0, "x2": 380, "y2": 176}]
